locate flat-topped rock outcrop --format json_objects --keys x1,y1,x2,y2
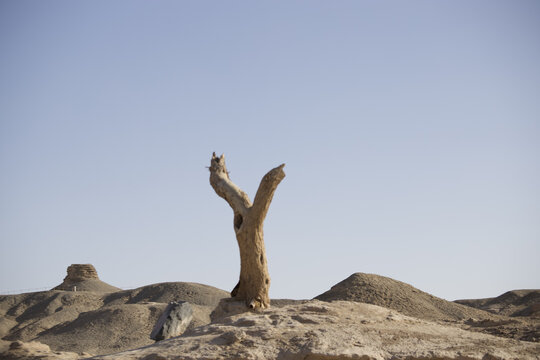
[{"x1": 63, "y1": 264, "x2": 99, "y2": 282}]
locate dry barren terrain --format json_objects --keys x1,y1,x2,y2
[{"x1": 1, "y1": 268, "x2": 538, "y2": 359}]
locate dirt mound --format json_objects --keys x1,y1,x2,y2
[
  {"x1": 35, "y1": 303, "x2": 165, "y2": 355},
  {"x1": 92, "y1": 300, "x2": 540, "y2": 360},
  {"x1": 314, "y1": 272, "x2": 495, "y2": 322},
  {"x1": 456, "y1": 289, "x2": 540, "y2": 318},
  {"x1": 54, "y1": 279, "x2": 120, "y2": 292},
  {"x1": 53, "y1": 264, "x2": 120, "y2": 292},
  {"x1": 103, "y1": 282, "x2": 229, "y2": 307}
]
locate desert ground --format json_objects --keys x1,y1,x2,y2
[{"x1": 1, "y1": 265, "x2": 538, "y2": 359}]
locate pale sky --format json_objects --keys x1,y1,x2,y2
[{"x1": 1, "y1": 1, "x2": 539, "y2": 301}]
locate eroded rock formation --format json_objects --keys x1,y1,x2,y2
[
  {"x1": 53, "y1": 264, "x2": 119, "y2": 292},
  {"x1": 63, "y1": 264, "x2": 99, "y2": 282}
]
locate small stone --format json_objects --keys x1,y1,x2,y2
[{"x1": 150, "y1": 301, "x2": 193, "y2": 341}]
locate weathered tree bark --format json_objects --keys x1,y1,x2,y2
[{"x1": 209, "y1": 153, "x2": 285, "y2": 309}]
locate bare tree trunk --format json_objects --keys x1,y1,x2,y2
[{"x1": 209, "y1": 153, "x2": 285, "y2": 309}]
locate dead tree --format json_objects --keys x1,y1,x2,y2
[{"x1": 209, "y1": 153, "x2": 285, "y2": 309}]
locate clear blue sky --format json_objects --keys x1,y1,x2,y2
[{"x1": 1, "y1": 1, "x2": 539, "y2": 300}]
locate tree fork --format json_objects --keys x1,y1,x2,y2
[{"x1": 209, "y1": 153, "x2": 285, "y2": 309}]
